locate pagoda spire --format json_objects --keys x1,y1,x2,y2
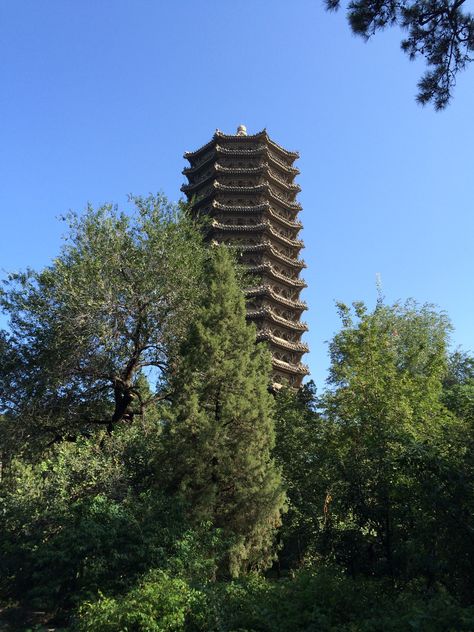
[{"x1": 182, "y1": 126, "x2": 309, "y2": 388}]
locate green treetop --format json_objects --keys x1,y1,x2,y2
[
  {"x1": 317, "y1": 300, "x2": 467, "y2": 582},
  {"x1": 0, "y1": 195, "x2": 207, "y2": 449}
]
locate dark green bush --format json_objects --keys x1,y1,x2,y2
[
  {"x1": 0, "y1": 423, "x2": 218, "y2": 612},
  {"x1": 76, "y1": 566, "x2": 474, "y2": 631}
]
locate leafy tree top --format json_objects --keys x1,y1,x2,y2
[{"x1": 0, "y1": 194, "x2": 208, "y2": 447}]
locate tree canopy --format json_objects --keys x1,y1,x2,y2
[
  {"x1": 326, "y1": 0, "x2": 474, "y2": 108},
  {"x1": 1, "y1": 197, "x2": 474, "y2": 629},
  {"x1": 0, "y1": 195, "x2": 207, "y2": 449}
]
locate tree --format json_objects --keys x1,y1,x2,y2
[
  {"x1": 273, "y1": 382, "x2": 326, "y2": 569},
  {"x1": 316, "y1": 300, "x2": 473, "y2": 590},
  {"x1": 326, "y1": 0, "x2": 474, "y2": 108},
  {"x1": 443, "y1": 349, "x2": 474, "y2": 421},
  {"x1": 0, "y1": 195, "x2": 207, "y2": 449},
  {"x1": 164, "y1": 246, "x2": 286, "y2": 577},
  {"x1": 0, "y1": 418, "x2": 220, "y2": 614}
]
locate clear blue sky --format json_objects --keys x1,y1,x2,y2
[{"x1": 1, "y1": 1, "x2": 473, "y2": 388}]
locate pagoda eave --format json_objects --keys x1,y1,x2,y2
[
  {"x1": 212, "y1": 222, "x2": 304, "y2": 251},
  {"x1": 184, "y1": 129, "x2": 299, "y2": 163},
  {"x1": 267, "y1": 187, "x2": 301, "y2": 211},
  {"x1": 239, "y1": 243, "x2": 306, "y2": 270},
  {"x1": 272, "y1": 357, "x2": 310, "y2": 376},
  {"x1": 246, "y1": 309, "x2": 309, "y2": 332},
  {"x1": 248, "y1": 265, "x2": 307, "y2": 288},
  {"x1": 216, "y1": 145, "x2": 300, "y2": 176},
  {"x1": 256, "y1": 330, "x2": 309, "y2": 353},
  {"x1": 216, "y1": 129, "x2": 299, "y2": 161},
  {"x1": 212, "y1": 202, "x2": 303, "y2": 230},
  {"x1": 246, "y1": 285, "x2": 308, "y2": 311}
]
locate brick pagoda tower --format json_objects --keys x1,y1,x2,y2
[{"x1": 182, "y1": 125, "x2": 309, "y2": 388}]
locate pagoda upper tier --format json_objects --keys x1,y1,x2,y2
[{"x1": 182, "y1": 126, "x2": 309, "y2": 388}]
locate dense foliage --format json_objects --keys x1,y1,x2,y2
[
  {"x1": 0, "y1": 421, "x2": 216, "y2": 612},
  {"x1": 1, "y1": 202, "x2": 474, "y2": 630},
  {"x1": 275, "y1": 301, "x2": 474, "y2": 601},
  {"x1": 163, "y1": 246, "x2": 285, "y2": 577},
  {"x1": 77, "y1": 568, "x2": 474, "y2": 631},
  {"x1": 0, "y1": 195, "x2": 207, "y2": 450}
]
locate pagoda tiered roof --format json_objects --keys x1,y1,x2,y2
[
  {"x1": 184, "y1": 163, "x2": 301, "y2": 193},
  {"x1": 189, "y1": 181, "x2": 302, "y2": 212},
  {"x1": 184, "y1": 128, "x2": 299, "y2": 162},
  {"x1": 272, "y1": 358, "x2": 310, "y2": 376},
  {"x1": 246, "y1": 307, "x2": 309, "y2": 332},
  {"x1": 256, "y1": 329, "x2": 309, "y2": 353},
  {"x1": 182, "y1": 125, "x2": 309, "y2": 388},
  {"x1": 214, "y1": 182, "x2": 301, "y2": 208},
  {"x1": 212, "y1": 221, "x2": 304, "y2": 250},
  {"x1": 234, "y1": 241, "x2": 306, "y2": 270},
  {"x1": 216, "y1": 164, "x2": 300, "y2": 191},
  {"x1": 182, "y1": 146, "x2": 300, "y2": 178},
  {"x1": 246, "y1": 285, "x2": 308, "y2": 311},
  {"x1": 247, "y1": 263, "x2": 307, "y2": 289},
  {"x1": 212, "y1": 202, "x2": 303, "y2": 230}
]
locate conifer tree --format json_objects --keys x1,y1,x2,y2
[{"x1": 165, "y1": 246, "x2": 286, "y2": 577}]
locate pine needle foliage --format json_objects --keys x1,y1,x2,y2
[
  {"x1": 165, "y1": 246, "x2": 286, "y2": 577},
  {"x1": 325, "y1": 0, "x2": 474, "y2": 109}
]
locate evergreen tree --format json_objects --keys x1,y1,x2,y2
[
  {"x1": 325, "y1": 0, "x2": 474, "y2": 109},
  {"x1": 165, "y1": 246, "x2": 286, "y2": 577}
]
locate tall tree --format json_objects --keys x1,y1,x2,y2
[
  {"x1": 0, "y1": 195, "x2": 207, "y2": 449},
  {"x1": 326, "y1": 0, "x2": 474, "y2": 108},
  {"x1": 317, "y1": 300, "x2": 469, "y2": 586},
  {"x1": 164, "y1": 246, "x2": 286, "y2": 577}
]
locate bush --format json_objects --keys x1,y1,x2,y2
[
  {"x1": 190, "y1": 568, "x2": 474, "y2": 632},
  {"x1": 0, "y1": 423, "x2": 214, "y2": 611},
  {"x1": 76, "y1": 570, "x2": 199, "y2": 632}
]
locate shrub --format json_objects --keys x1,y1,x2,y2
[
  {"x1": 0, "y1": 425, "x2": 195, "y2": 611},
  {"x1": 76, "y1": 570, "x2": 199, "y2": 632}
]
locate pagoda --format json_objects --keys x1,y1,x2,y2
[{"x1": 182, "y1": 125, "x2": 309, "y2": 388}]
